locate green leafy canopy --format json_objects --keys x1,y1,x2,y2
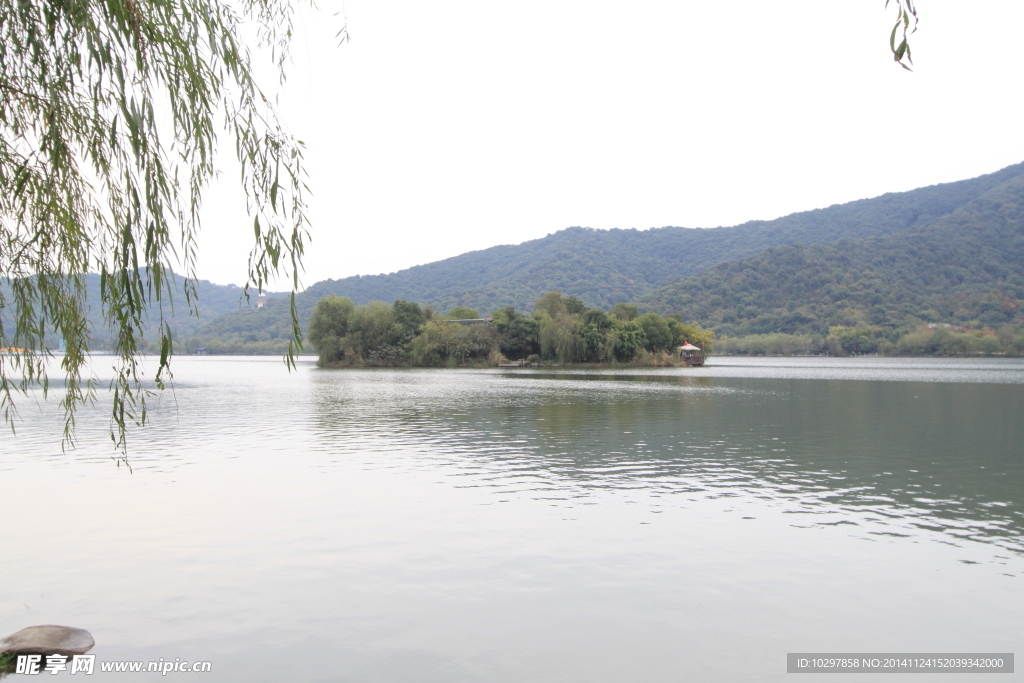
[{"x1": 0, "y1": 0, "x2": 317, "y2": 457}]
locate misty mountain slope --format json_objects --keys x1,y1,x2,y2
[
  {"x1": 193, "y1": 162, "x2": 1024, "y2": 341},
  {"x1": 6, "y1": 164, "x2": 1023, "y2": 349},
  {"x1": 0, "y1": 274, "x2": 267, "y2": 350},
  {"x1": 305, "y1": 161, "x2": 1024, "y2": 312},
  {"x1": 639, "y1": 174, "x2": 1024, "y2": 336}
]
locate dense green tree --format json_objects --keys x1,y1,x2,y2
[
  {"x1": 393, "y1": 300, "x2": 427, "y2": 343},
  {"x1": 492, "y1": 307, "x2": 540, "y2": 359},
  {"x1": 408, "y1": 320, "x2": 475, "y2": 366},
  {"x1": 533, "y1": 291, "x2": 568, "y2": 318},
  {"x1": 347, "y1": 302, "x2": 402, "y2": 361},
  {"x1": 637, "y1": 312, "x2": 674, "y2": 352},
  {"x1": 582, "y1": 308, "x2": 612, "y2": 331},
  {"x1": 608, "y1": 303, "x2": 640, "y2": 322},
  {"x1": 581, "y1": 325, "x2": 607, "y2": 363},
  {"x1": 538, "y1": 313, "x2": 586, "y2": 363},
  {"x1": 407, "y1": 321, "x2": 444, "y2": 366},
  {"x1": 564, "y1": 296, "x2": 587, "y2": 316},
  {"x1": 308, "y1": 296, "x2": 355, "y2": 366},
  {"x1": 610, "y1": 321, "x2": 647, "y2": 360}
]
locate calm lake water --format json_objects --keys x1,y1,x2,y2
[{"x1": 1, "y1": 357, "x2": 1022, "y2": 681}]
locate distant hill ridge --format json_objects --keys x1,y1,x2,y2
[
  {"x1": 304, "y1": 161, "x2": 1024, "y2": 311},
  {"x1": 193, "y1": 161, "x2": 1024, "y2": 342},
  {"x1": 0, "y1": 273, "x2": 268, "y2": 351},
  {"x1": 640, "y1": 174, "x2": 1024, "y2": 335}
]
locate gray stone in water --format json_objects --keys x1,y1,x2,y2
[{"x1": 0, "y1": 625, "x2": 94, "y2": 657}]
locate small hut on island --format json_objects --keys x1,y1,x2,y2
[{"x1": 677, "y1": 342, "x2": 704, "y2": 366}]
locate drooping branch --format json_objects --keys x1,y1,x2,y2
[
  {"x1": 886, "y1": 0, "x2": 919, "y2": 70},
  {"x1": 0, "y1": 0, "x2": 314, "y2": 461}
]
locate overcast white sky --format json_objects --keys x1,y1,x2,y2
[{"x1": 195, "y1": 0, "x2": 1024, "y2": 288}]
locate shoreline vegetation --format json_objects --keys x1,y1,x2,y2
[
  {"x1": 717, "y1": 325, "x2": 1024, "y2": 357},
  {"x1": 158, "y1": 296, "x2": 1024, "y2": 362},
  {"x1": 305, "y1": 292, "x2": 712, "y2": 369},
  {"x1": 16, "y1": 166, "x2": 1019, "y2": 363}
]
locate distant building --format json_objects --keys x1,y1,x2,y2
[
  {"x1": 677, "y1": 342, "x2": 704, "y2": 366},
  {"x1": 256, "y1": 295, "x2": 267, "y2": 309}
]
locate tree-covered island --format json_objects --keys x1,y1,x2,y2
[
  {"x1": 137, "y1": 163, "x2": 1024, "y2": 360},
  {"x1": 306, "y1": 291, "x2": 713, "y2": 368}
]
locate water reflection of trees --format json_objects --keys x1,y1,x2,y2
[{"x1": 308, "y1": 370, "x2": 1024, "y2": 555}]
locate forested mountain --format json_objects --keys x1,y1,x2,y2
[
  {"x1": 193, "y1": 162, "x2": 1024, "y2": 344},
  {"x1": 307, "y1": 162, "x2": 1023, "y2": 311},
  {"x1": 640, "y1": 175, "x2": 1024, "y2": 336}
]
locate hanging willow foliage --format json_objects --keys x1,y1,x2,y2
[
  {"x1": 0, "y1": 0, "x2": 313, "y2": 457},
  {"x1": 886, "y1": 0, "x2": 919, "y2": 70}
]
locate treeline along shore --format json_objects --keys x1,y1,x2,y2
[
  {"x1": 303, "y1": 302, "x2": 1024, "y2": 364},
  {"x1": 717, "y1": 325, "x2": 1024, "y2": 357},
  {"x1": 172, "y1": 292, "x2": 1024, "y2": 362},
  {"x1": 305, "y1": 291, "x2": 713, "y2": 368},
  {"x1": 48, "y1": 163, "x2": 1022, "y2": 360}
]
